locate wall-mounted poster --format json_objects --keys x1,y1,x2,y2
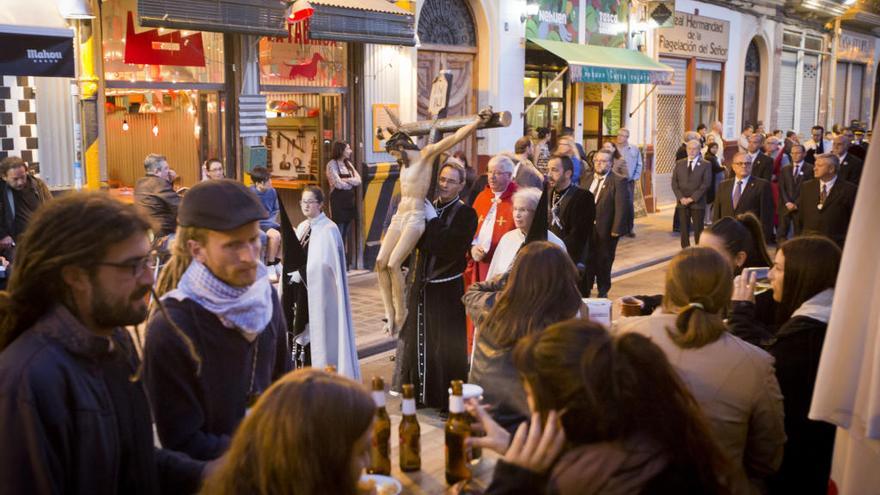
[
  {"x1": 372, "y1": 103, "x2": 399, "y2": 152},
  {"x1": 525, "y1": 0, "x2": 579, "y2": 43},
  {"x1": 584, "y1": 0, "x2": 629, "y2": 48},
  {"x1": 266, "y1": 118, "x2": 320, "y2": 181}
]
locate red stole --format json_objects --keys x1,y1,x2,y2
[{"x1": 463, "y1": 181, "x2": 517, "y2": 355}]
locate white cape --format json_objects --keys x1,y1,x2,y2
[
  {"x1": 486, "y1": 228, "x2": 566, "y2": 280},
  {"x1": 296, "y1": 213, "x2": 361, "y2": 380},
  {"x1": 808, "y1": 121, "x2": 880, "y2": 494}
]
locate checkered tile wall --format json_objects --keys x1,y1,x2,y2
[{"x1": 0, "y1": 75, "x2": 39, "y2": 171}]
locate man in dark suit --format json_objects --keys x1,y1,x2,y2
[
  {"x1": 671, "y1": 139, "x2": 712, "y2": 248},
  {"x1": 832, "y1": 134, "x2": 864, "y2": 187},
  {"x1": 778, "y1": 144, "x2": 813, "y2": 243},
  {"x1": 581, "y1": 149, "x2": 627, "y2": 298},
  {"x1": 745, "y1": 134, "x2": 774, "y2": 181},
  {"x1": 547, "y1": 154, "x2": 595, "y2": 272},
  {"x1": 804, "y1": 125, "x2": 832, "y2": 165},
  {"x1": 842, "y1": 127, "x2": 867, "y2": 161},
  {"x1": 714, "y1": 151, "x2": 775, "y2": 241},
  {"x1": 798, "y1": 153, "x2": 857, "y2": 248}
]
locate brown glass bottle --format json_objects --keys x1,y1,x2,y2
[
  {"x1": 445, "y1": 380, "x2": 471, "y2": 485},
  {"x1": 367, "y1": 376, "x2": 391, "y2": 475},
  {"x1": 399, "y1": 384, "x2": 421, "y2": 472}
]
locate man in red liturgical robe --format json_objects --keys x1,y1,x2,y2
[{"x1": 464, "y1": 154, "x2": 518, "y2": 352}]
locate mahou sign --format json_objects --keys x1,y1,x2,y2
[{"x1": 657, "y1": 12, "x2": 729, "y2": 62}]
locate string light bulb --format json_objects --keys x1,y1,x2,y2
[
  {"x1": 122, "y1": 119, "x2": 129, "y2": 131},
  {"x1": 152, "y1": 124, "x2": 159, "y2": 136}
]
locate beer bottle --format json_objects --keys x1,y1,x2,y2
[
  {"x1": 445, "y1": 380, "x2": 472, "y2": 484},
  {"x1": 367, "y1": 376, "x2": 391, "y2": 475},
  {"x1": 399, "y1": 384, "x2": 421, "y2": 472},
  {"x1": 324, "y1": 364, "x2": 337, "y2": 373}
]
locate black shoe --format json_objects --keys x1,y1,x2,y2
[{"x1": 626, "y1": 232, "x2": 635, "y2": 238}]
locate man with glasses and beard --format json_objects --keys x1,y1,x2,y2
[
  {"x1": 0, "y1": 193, "x2": 205, "y2": 494},
  {"x1": 143, "y1": 180, "x2": 292, "y2": 461}
]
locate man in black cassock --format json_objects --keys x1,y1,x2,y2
[{"x1": 393, "y1": 161, "x2": 477, "y2": 409}]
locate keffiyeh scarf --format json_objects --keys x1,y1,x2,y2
[{"x1": 164, "y1": 260, "x2": 273, "y2": 341}]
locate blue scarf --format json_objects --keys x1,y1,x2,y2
[{"x1": 164, "y1": 260, "x2": 273, "y2": 341}]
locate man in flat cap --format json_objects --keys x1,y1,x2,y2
[{"x1": 143, "y1": 179, "x2": 292, "y2": 461}]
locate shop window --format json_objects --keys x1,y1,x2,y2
[
  {"x1": 523, "y1": 68, "x2": 567, "y2": 133},
  {"x1": 259, "y1": 22, "x2": 347, "y2": 88},
  {"x1": 101, "y1": 0, "x2": 225, "y2": 84},
  {"x1": 105, "y1": 89, "x2": 225, "y2": 187},
  {"x1": 693, "y1": 62, "x2": 721, "y2": 130}
]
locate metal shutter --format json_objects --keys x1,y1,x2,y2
[
  {"x1": 835, "y1": 63, "x2": 848, "y2": 128},
  {"x1": 848, "y1": 63, "x2": 864, "y2": 123},
  {"x1": 776, "y1": 51, "x2": 797, "y2": 132},
  {"x1": 658, "y1": 57, "x2": 687, "y2": 95},
  {"x1": 799, "y1": 53, "x2": 820, "y2": 135}
]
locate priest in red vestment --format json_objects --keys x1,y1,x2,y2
[{"x1": 464, "y1": 154, "x2": 518, "y2": 352}]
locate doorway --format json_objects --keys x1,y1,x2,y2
[{"x1": 742, "y1": 40, "x2": 760, "y2": 128}]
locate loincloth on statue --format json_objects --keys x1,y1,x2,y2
[{"x1": 388, "y1": 207, "x2": 426, "y2": 231}]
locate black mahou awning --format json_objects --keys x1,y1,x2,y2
[
  {"x1": 138, "y1": 0, "x2": 288, "y2": 37},
  {"x1": 0, "y1": 25, "x2": 75, "y2": 78},
  {"x1": 308, "y1": 0, "x2": 416, "y2": 46}
]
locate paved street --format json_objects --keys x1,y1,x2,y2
[{"x1": 350, "y1": 208, "x2": 680, "y2": 357}]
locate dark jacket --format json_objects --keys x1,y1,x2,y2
[
  {"x1": 837, "y1": 153, "x2": 864, "y2": 187},
  {"x1": 798, "y1": 178, "x2": 857, "y2": 247},
  {"x1": 549, "y1": 185, "x2": 595, "y2": 265},
  {"x1": 671, "y1": 157, "x2": 713, "y2": 207},
  {"x1": 729, "y1": 290, "x2": 836, "y2": 495},
  {"x1": 0, "y1": 305, "x2": 204, "y2": 495},
  {"x1": 750, "y1": 152, "x2": 774, "y2": 181},
  {"x1": 714, "y1": 176, "x2": 774, "y2": 241},
  {"x1": 582, "y1": 172, "x2": 627, "y2": 238},
  {"x1": 779, "y1": 161, "x2": 813, "y2": 206},
  {"x1": 134, "y1": 175, "x2": 180, "y2": 238},
  {"x1": 0, "y1": 175, "x2": 52, "y2": 246},
  {"x1": 143, "y1": 290, "x2": 292, "y2": 460}
]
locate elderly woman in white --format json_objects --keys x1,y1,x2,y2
[{"x1": 485, "y1": 187, "x2": 566, "y2": 280}]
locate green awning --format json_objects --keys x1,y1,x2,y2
[{"x1": 529, "y1": 38, "x2": 673, "y2": 85}]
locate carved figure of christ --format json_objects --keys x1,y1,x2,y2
[{"x1": 376, "y1": 113, "x2": 487, "y2": 334}]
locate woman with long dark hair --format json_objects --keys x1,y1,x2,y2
[
  {"x1": 200, "y1": 369, "x2": 374, "y2": 495},
  {"x1": 731, "y1": 236, "x2": 841, "y2": 494},
  {"x1": 464, "y1": 241, "x2": 584, "y2": 431},
  {"x1": 325, "y1": 141, "x2": 361, "y2": 257},
  {"x1": 616, "y1": 247, "x2": 785, "y2": 494},
  {"x1": 475, "y1": 319, "x2": 730, "y2": 494}
]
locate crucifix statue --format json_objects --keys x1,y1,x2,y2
[{"x1": 376, "y1": 71, "x2": 511, "y2": 335}]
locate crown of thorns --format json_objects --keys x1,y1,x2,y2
[{"x1": 384, "y1": 131, "x2": 419, "y2": 152}]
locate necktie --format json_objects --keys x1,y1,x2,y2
[
  {"x1": 794, "y1": 164, "x2": 800, "y2": 177},
  {"x1": 820, "y1": 184, "x2": 827, "y2": 205},
  {"x1": 733, "y1": 180, "x2": 743, "y2": 209},
  {"x1": 591, "y1": 176, "x2": 605, "y2": 202}
]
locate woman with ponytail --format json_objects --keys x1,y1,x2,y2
[
  {"x1": 615, "y1": 247, "x2": 785, "y2": 494},
  {"x1": 473, "y1": 319, "x2": 730, "y2": 494}
]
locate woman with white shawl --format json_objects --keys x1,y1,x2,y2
[{"x1": 291, "y1": 186, "x2": 360, "y2": 379}]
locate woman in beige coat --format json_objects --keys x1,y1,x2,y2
[{"x1": 615, "y1": 247, "x2": 785, "y2": 495}]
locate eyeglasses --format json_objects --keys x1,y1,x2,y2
[
  {"x1": 488, "y1": 171, "x2": 511, "y2": 177},
  {"x1": 513, "y1": 207, "x2": 535, "y2": 214},
  {"x1": 300, "y1": 200, "x2": 321, "y2": 205},
  {"x1": 438, "y1": 177, "x2": 461, "y2": 185},
  {"x1": 95, "y1": 252, "x2": 158, "y2": 278}
]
